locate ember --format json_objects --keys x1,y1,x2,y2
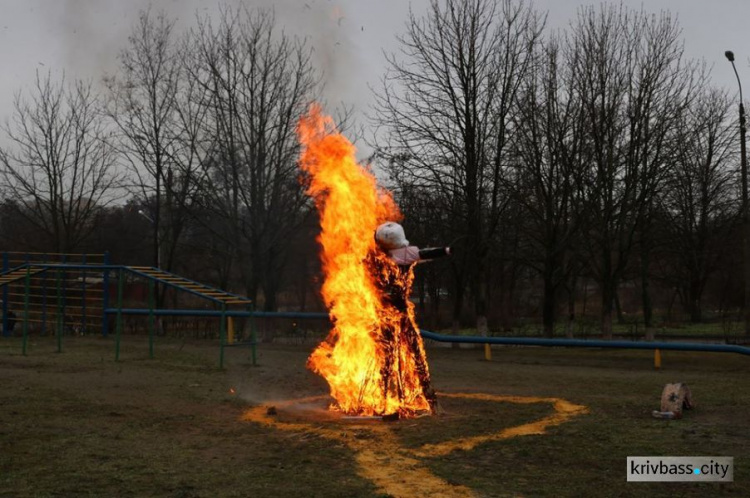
[{"x1": 298, "y1": 105, "x2": 436, "y2": 418}]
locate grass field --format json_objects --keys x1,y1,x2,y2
[{"x1": 1, "y1": 335, "x2": 748, "y2": 497}]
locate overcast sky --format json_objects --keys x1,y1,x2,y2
[{"x1": 1, "y1": 0, "x2": 749, "y2": 157}]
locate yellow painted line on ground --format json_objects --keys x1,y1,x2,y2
[
  {"x1": 242, "y1": 396, "x2": 475, "y2": 498},
  {"x1": 242, "y1": 393, "x2": 587, "y2": 497},
  {"x1": 412, "y1": 393, "x2": 589, "y2": 458}
]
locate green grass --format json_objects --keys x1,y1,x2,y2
[
  {"x1": 0, "y1": 337, "x2": 376, "y2": 498},
  {"x1": 426, "y1": 346, "x2": 749, "y2": 497},
  {"x1": 0, "y1": 336, "x2": 748, "y2": 497}
]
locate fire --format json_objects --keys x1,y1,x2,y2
[{"x1": 298, "y1": 105, "x2": 435, "y2": 418}]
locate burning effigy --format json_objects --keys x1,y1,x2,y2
[{"x1": 298, "y1": 106, "x2": 448, "y2": 418}]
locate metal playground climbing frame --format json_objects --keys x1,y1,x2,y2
[{"x1": 0, "y1": 252, "x2": 256, "y2": 367}]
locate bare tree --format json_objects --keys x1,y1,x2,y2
[
  {"x1": 0, "y1": 72, "x2": 120, "y2": 252},
  {"x1": 105, "y1": 8, "x2": 181, "y2": 272},
  {"x1": 510, "y1": 36, "x2": 585, "y2": 336},
  {"x1": 185, "y1": 6, "x2": 320, "y2": 309},
  {"x1": 374, "y1": 0, "x2": 544, "y2": 335},
  {"x1": 658, "y1": 87, "x2": 736, "y2": 322},
  {"x1": 567, "y1": 5, "x2": 693, "y2": 337}
]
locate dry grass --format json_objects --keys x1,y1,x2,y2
[{"x1": 1, "y1": 335, "x2": 748, "y2": 497}]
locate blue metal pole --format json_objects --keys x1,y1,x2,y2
[
  {"x1": 417, "y1": 330, "x2": 750, "y2": 356},
  {"x1": 61, "y1": 254, "x2": 67, "y2": 335},
  {"x1": 55, "y1": 268, "x2": 65, "y2": 346},
  {"x1": 102, "y1": 252, "x2": 110, "y2": 337},
  {"x1": 115, "y1": 268, "x2": 124, "y2": 361},
  {"x1": 219, "y1": 303, "x2": 227, "y2": 368},
  {"x1": 81, "y1": 254, "x2": 87, "y2": 335},
  {"x1": 41, "y1": 253, "x2": 48, "y2": 336},
  {"x1": 22, "y1": 267, "x2": 30, "y2": 355},
  {"x1": 2, "y1": 251, "x2": 8, "y2": 336},
  {"x1": 250, "y1": 303, "x2": 257, "y2": 366},
  {"x1": 56, "y1": 268, "x2": 63, "y2": 353},
  {"x1": 148, "y1": 278, "x2": 155, "y2": 359},
  {"x1": 22, "y1": 264, "x2": 121, "y2": 270}
]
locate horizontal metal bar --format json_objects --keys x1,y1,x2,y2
[
  {"x1": 3, "y1": 307, "x2": 103, "y2": 313},
  {"x1": 250, "y1": 311, "x2": 329, "y2": 319},
  {"x1": 105, "y1": 308, "x2": 329, "y2": 319},
  {"x1": 418, "y1": 330, "x2": 750, "y2": 356},
  {"x1": 24, "y1": 264, "x2": 123, "y2": 270},
  {"x1": 5, "y1": 252, "x2": 105, "y2": 257},
  {"x1": 5, "y1": 292, "x2": 104, "y2": 300},
  {"x1": 105, "y1": 308, "x2": 224, "y2": 317}
]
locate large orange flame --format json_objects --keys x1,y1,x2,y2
[{"x1": 298, "y1": 105, "x2": 434, "y2": 417}]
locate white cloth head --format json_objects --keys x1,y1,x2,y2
[{"x1": 375, "y1": 222, "x2": 409, "y2": 249}]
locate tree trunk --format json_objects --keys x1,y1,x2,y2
[
  {"x1": 601, "y1": 281, "x2": 615, "y2": 339},
  {"x1": 565, "y1": 292, "x2": 575, "y2": 339},
  {"x1": 476, "y1": 276, "x2": 489, "y2": 338},
  {"x1": 476, "y1": 315, "x2": 489, "y2": 337},
  {"x1": 451, "y1": 280, "x2": 464, "y2": 348},
  {"x1": 640, "y1": 225, "x2": 654, "y2": 339},
  {"x1": 641, "y1": 276, "x2": 653, "y2": 334},
  {"x1": 614, "y1": 289, "x2": 625, "y2": 325},
  {"x1": 474, "y1": 256, "x2": 489, "y2": 337},
  {"x1": 542, "y1": 274, "x2": 555, "y2": 338},
  {"x1": 689, "y1": 277, "x2": 703, "y2": 323},
  {"x1": 262, "y1": 253, "x2": 283, "y2": 312},
  {"x1": 263, "y1": 288, "x2": 277, "y2": 312}
]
